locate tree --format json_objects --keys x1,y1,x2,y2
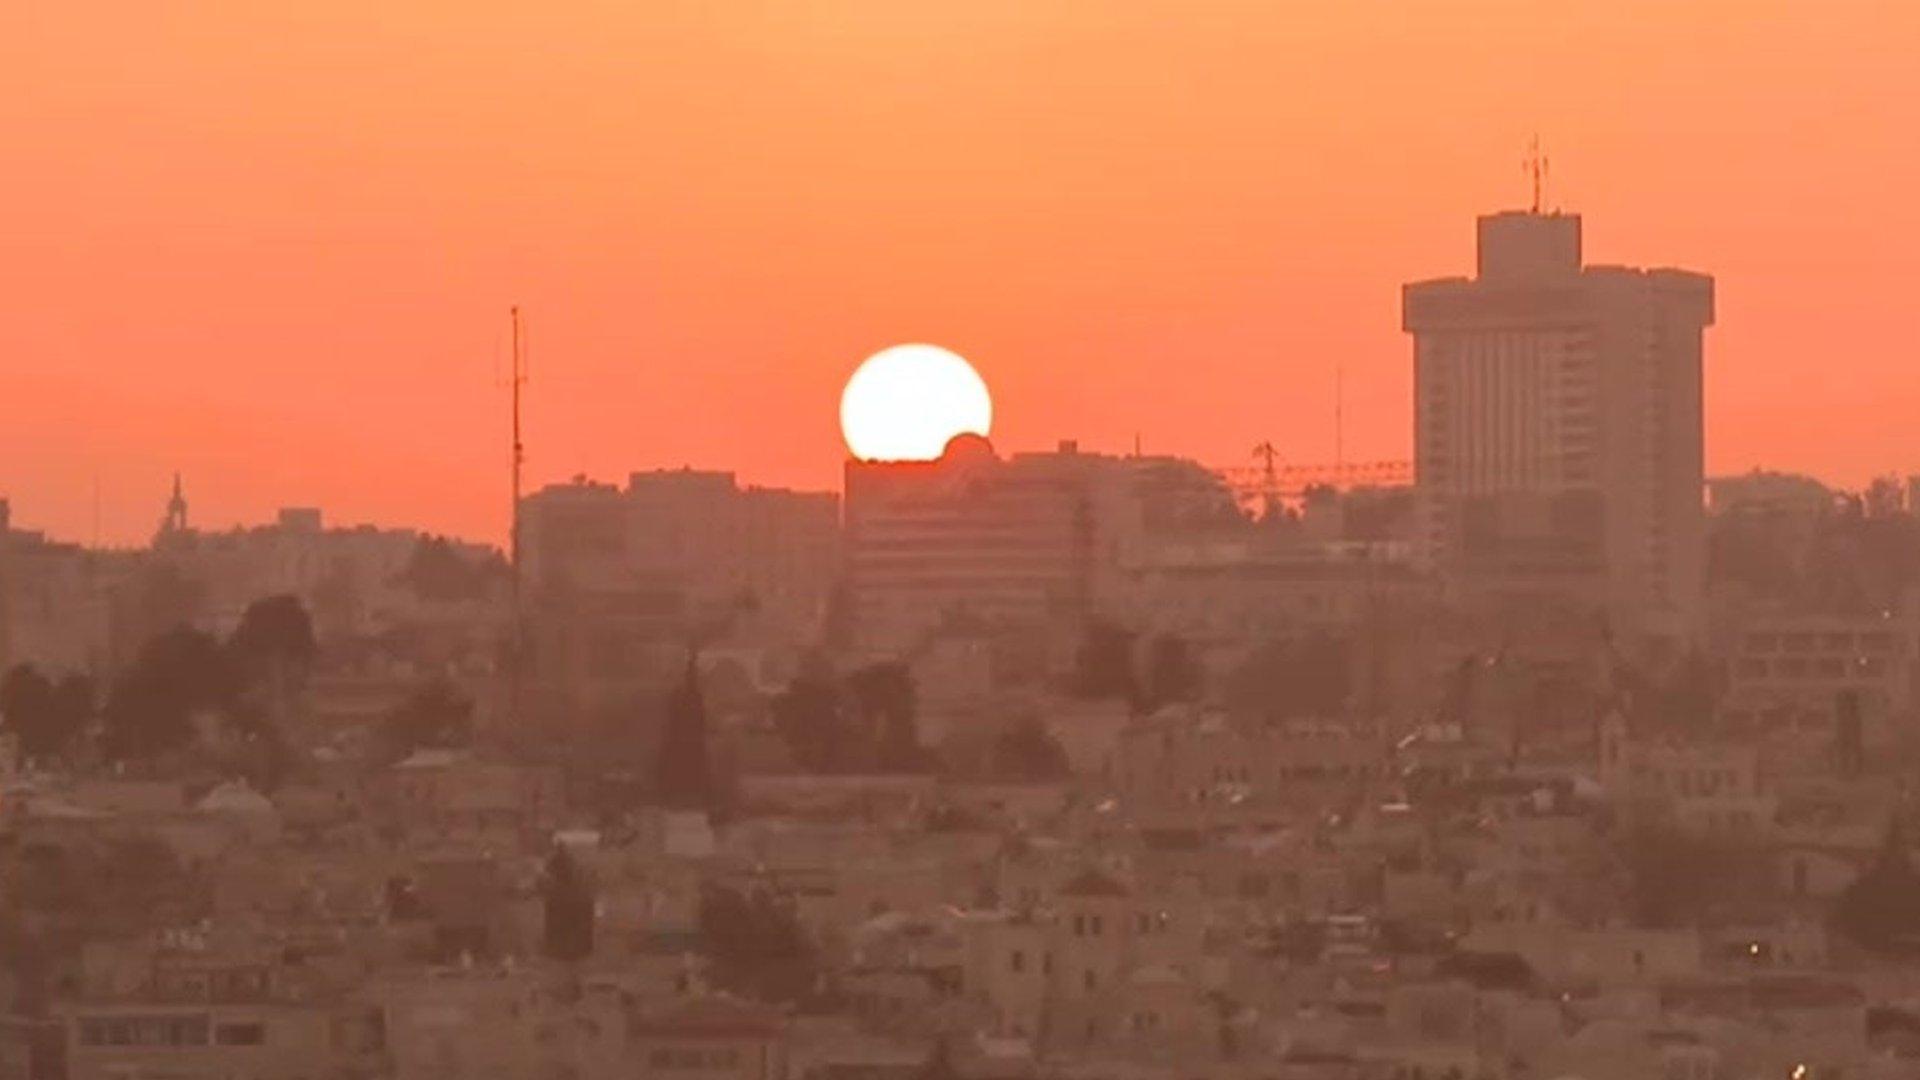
[
  {"x1": 542, "y1": 846, "x2": 596, "y2": 962},
  {"x1": 772, "y1": 675, "x2": 851, "y2": 774},
  {"x1": 1143, "y1": 634, "x2": 1202, "y2": 710},
  {"x1": 227, "y1": 595, "x2": 316, "y2": 741},
  {"x1": 655, "y1": 654, "x2": 717, "y2": 812},
  {"x1": 697, "y1": 883, "x2": 817, "y2": 1003},
  {"x1": 1, "y1": 663, "x2": 82, "y2": 762},
  {"x1": 847, "y1": 661, "x2": 926, "y2": 772},
  {"x1": 401, "y1": 535, "x2": 491, "y2": 602},
  {"x1": 1433, "y1": 950, "x2": 1535, "y2": 992},
  {"x1": 1, "y1": 665, "x2": 92, "y2": 762},
  {"x1": 1833, "y1": 819, "x2": 1920, "y2": 954},
  {"x1": 1071, "y1": 619, "x2": 1138, "y2": 703},
  {"x1": 12, "y1": 832, "x2": 204, "y2": 933},
  {"x1": 227, "y1": 595, "x2": 315, "y2": 681},
  {"x1": 101, "y1": 626, "x2": 233, "y2": 760},
  {"x1": 48, "y1": 673, "x2": 95, "y2": 751},
  {"x1": 990, "y1": 718, "x2": 1070, "y2": 781},
  {"x1": 381, "y1": 677, "x2": 474, "y2": 756}
]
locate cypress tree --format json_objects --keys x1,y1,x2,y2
[
  {"x1": 543, "y1": 846, "x2": 595, "y2": 962},
  {"x1": 656, "y1": 652, "x2": 716, "y2": 813}
]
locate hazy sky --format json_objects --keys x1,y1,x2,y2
[{"x1": 3, "y1": 1, "x2": 1916, "y2": 545}]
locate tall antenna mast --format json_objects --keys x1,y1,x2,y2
[
  {"x1": 509, "y1": 305, "x2": 527, "y2": 720},
  {"x1": 1524, "y1": 136, "x2": 1549, "y2": 213}
]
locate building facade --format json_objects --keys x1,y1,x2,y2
[
  {"x1": 1404, "y1": 210, "x2": 1714, "y2": 645},
  {"x1": 841, "y1": 437, "x2": 1134, "y2": 656},
  {"x1": 518, "y1": 470, "x2": 838, "y2": 714}
]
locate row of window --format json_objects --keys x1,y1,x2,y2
[
  {"x1": 1734, "y1": 656, "x2": 1887, "y2": 680},
  {"x1": 1645, "y1": 767, "x2": 1746, "y2": 797},
  {"x1": 647, "y1": 1048, "x2": 743, "y2": 1069},
  {"x1": 77, "y1": 1016, "x2": 265, "y2": 1048},
  {"x1": 1744, "y1": 631, "x2": 1901, "y2": 654}
]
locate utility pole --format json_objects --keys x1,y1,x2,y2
[
  {"x1": 509, "y1": 306, "x2": 527, "y2": 721},
  {"x1": 1250, "y1": 440, "x2": 1282, "y2": 521},
  {"x1": 1251, "y1": 440, "x2": 1280, "y2": 491}
]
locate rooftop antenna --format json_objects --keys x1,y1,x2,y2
[
  {"x1": 508, "y1": 306, "x2": 528, "y2": 721},
  {"x1": 1524, "y1": 136, "x2": 1549, "y2": 214}
]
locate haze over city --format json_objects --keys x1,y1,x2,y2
[
  {"x1": 5, "y1": 1, "x2": 1919, "y2": 544},
  {"x1": 13, "y1": 6, "x2": 1920, "y2": 1080}
]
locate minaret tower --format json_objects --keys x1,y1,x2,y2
[{"x1": 156, "y1": 472, "x2": 190, "y2": 542}]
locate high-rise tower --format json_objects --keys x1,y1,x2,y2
[{"x1": 1403, "y1": 211, "x2": 1714, "y2": 644}]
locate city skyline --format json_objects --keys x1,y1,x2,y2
[
  {"x1": 12, "y1": 8, "x2": 1920, "y2": 1080},
  {"x1": 4, "y1": 2, "x2": 1918, "y2": 546}
]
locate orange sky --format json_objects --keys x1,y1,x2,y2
[{"x1": 3, "y1": 1, "x2": 1917, "y2": 547}]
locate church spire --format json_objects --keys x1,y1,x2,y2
[{"x1": 157, "y1": 471, "x2": 189, "y2": 541}]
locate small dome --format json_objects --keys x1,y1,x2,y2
[{"x1": 941, "y1": 431, "x2": 995, "y2": 463}]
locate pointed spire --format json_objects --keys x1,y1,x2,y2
[{"x1": 157, "y1": 471, "x2": 190, "y2": 541}]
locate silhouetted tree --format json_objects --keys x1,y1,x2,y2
[
  {"x1": 1433, "y1": 950, "x2": 1536, "y2": 992},
  {"x1": 542, "y1": 846, "x2": 596, "y2": 962},
  {"x1": 229, "y1": 594, "x2": 314, "y2": 663},
  {"x1": 47, "y1": 673, "x2": 95, "y2": 752},
  {"x1": 227, "y1": 596, "x2": 316, "y2": 750},
  {"x1": 848, "y1": 661, "x2": 926, "y2": 772},
  {"x1": 1833, "y1": 819, "x2": 1920, "y2": 954},
  {"x1": 990, "y1": 718, "x2": 1070, "y2": 781},
  {"x1": 697, "y1": 883, "x2": 816, "y2": 1003},
  {"x1": 1, "y1": 664, "x2": 87, "y2": 762},
  {"x1": 1143, "y1": 634, "x2": 1201, "y2": 710},
  {"x1": 13, "y1": 833, "x2": 203, "y2": 934},
  {"x1": 101, "y1": 626, "x2": 233, "y2": 759},
  {"x1": 1072, "y1": 619, "x2": 1138, "y2": 703},
  {"x1": 401, "y1": 535, "x2": 491, "y2": 602},
  {"x1": 655, "y1": 654, "x2": 716, "y2": 812},
  {"x1": 381, "y1": 677, "x2": 474, "y2": 757},
  {"x1": 227, "y1": 595, "x2": 315, "y2": 681},
  {"x1": 772, "y1": 674, "x2": 851, "y2": 773}
]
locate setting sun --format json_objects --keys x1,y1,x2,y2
[{"x1": 839, "y1": 344, "x2": 993, "y2": 462}]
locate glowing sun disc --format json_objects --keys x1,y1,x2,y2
[{"x1": 840, "y1": 344, "x2": 993, "y2": 461}]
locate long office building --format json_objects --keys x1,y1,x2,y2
[
  {"x1": 519, "y1": 470, "x2": 839, "y2": 712},
  {"x1": 1403, "y1": 210, "x2": 1714, "y2": 645},
  {"x1": 842, "y1": 436, "x2": 1138, "y2": 655}
]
